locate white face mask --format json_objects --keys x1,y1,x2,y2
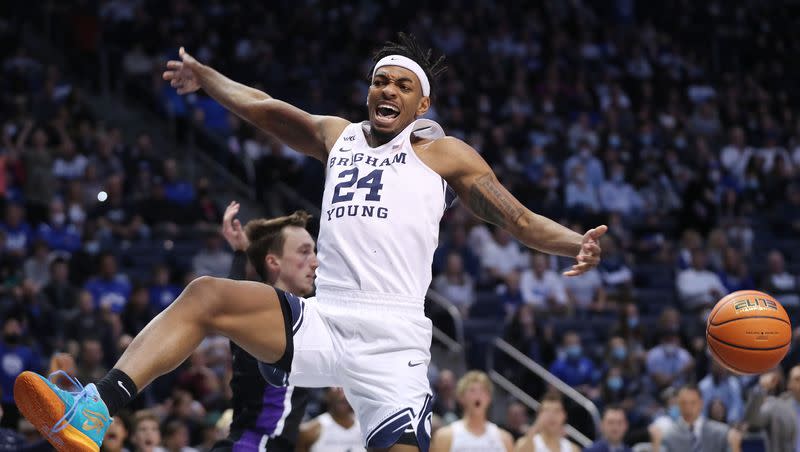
[{"x1": 52, "y1": 213, "x2": 66, "y2": 226}]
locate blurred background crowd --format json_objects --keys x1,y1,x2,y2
[{"x1": 2, "y1": 0, "x2": 800, "y2": 451}]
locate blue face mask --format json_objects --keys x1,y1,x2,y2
[
  {"x1": 566, "y1": 345, "x2": 582, "y2": 359},
  {"x1": 607, "y1": 376, "x2": 623, "y2": 391},
  {"x1": 627, "y1": 317, "x2": 639, "y2": 328},
  {"x1": 669, "y1": 405, "x2": 680, "y2": 420},
  {"x1": 612, "y1": 346, "x2": 627, "y2": 360}
]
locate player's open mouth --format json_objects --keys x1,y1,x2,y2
[{"x1": 375, "y1": 102, "x2": 400, "y2": 125}]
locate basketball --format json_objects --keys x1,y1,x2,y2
[{"x1": 706, "y1": 290, "x2": 792, "y2": 375}]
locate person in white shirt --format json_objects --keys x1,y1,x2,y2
[
  {"x1": 430, "y1": 371, "x2": 514, "y2": 452},
  {"x1": 598, "y1": 163, "x2": 643, "y2": 218},
  {"x1": 562, "y1": 266, "x2": 605, "y2": 312},
  {"x1": 719, "y1": 127, "x2": 753, "y2": 183},
  {"x1": 513, "y1": 393, "x2": 579, "y2": 452},
  {"x1": 520, "y1": 253, "x2": 568, "y2": 312},
  {"x1": 676, "y1": 248, "x2": 726, "y2": 311},
  {"x1": 297, "y1": 388, "x2": 364, "y2": 452},
  {"x1": 433, "y1": 252, "x2": 476, "y2": 315},
  {"x1": 763, "y1": 250, "x2": 800, "y2": 307},
  {"x1": 482, "y1": 227, "x2": 528, "y2": 282}
]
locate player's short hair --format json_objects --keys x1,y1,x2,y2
[
  {"x1": 541, "y1": 390, "x2": 564, "y2": 407},
  {"x1": 163, "y1": 419, "x2": 185, "y2": 437},
  {"x1": 372, "y1": 32, "x2": 447, "y2": 101},
  {"x1": 244, "y1": 210, "x2": 312, "y2": 281},
  {"x1": 677, "y1": 384, "x2": 702, "y2": 397},
  {"x1": 603, "y1": 404, "x2": 625, "y2": 418},
  {"x1": 455, "y1": 370, "x2": 493, "y2": 398},
  {"x1": 131, "y1": 410, "x2": 159, "y2": 431}
]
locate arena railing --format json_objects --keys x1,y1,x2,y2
[
  {"x1": 425, "y1": 288, "x2": 466, "y2": 357},
  {"x1": 488, "y1": 338, "x2": 601, "y2": 443}
]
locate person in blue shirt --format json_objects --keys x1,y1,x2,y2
[
  {"x1": 36, "y1": 199, "x2": 81, "y2": 253},
  {"x1": 0, "y1": 203, "x2": 33, "y2": 259},
  {"x1": 148, "y1": 263, "x2": 181, "y2": 312},
  {"x1": 84, "y1": 253, "x2": 131, "y2": 313},
  {"x1": 584, "y1": 406, "x2": 633, "y2": 452},
  {"x1": 549, "y1": 331, "x2": 599, "y2": 397},
  {"x1": 162, "y1": 158, "x2": 195, "y2": 206},
  {"x1": 0, "y1": 318, "x2": 40, "y2": 429},
  {"x1": 698, "y1": 361, "x2": 744, "y2": 424}
]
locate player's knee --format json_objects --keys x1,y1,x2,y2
[{"x1": 184, "y1": 276, "x2": 223, "y2": 317}]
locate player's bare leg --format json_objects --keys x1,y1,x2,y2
[
  {"x1": 13, "y1": 276, "x2": 286, "y2": 451},
  {"x1": 116, "y1": 276, "x2": 286, "y2": 389}
]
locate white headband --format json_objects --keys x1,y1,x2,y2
[{"x1": 372, "y1": 55, "x2": 431, "y2": 97}]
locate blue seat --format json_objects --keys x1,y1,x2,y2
[
  {"x1": 469, "y1": 291, "x2": 505, "y2": 320},
  {"x1": 742, "y1": 433, "x2": 767, "y2": 452}
]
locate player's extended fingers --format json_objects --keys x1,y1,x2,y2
[
  {"x1": 563, "y1": 262, "x2": 594, "y2": 276},
  {"x1": 223, "y1": 204, "x2": 236, "y2": 222},
  {"x1": 166, "y1": 60, "x2": 183, "y2": 70},
  {"x1": 588, "y1": 225, "x2": 609, "y2": 240},
  {"x1": 233, "y1": 219, "x2": 242, "y2": 232},
  {"x1": 582, "y1": 243, "x2": 601, "y2": 256},
  {"x1": 577, "y1": 254, "x2": 600, "y2": 265}
]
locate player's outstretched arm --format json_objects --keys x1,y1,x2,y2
[
  {"x1": 426, "y1": 137, "x2": 606, "y2": 276},
  {"x1": 163, "y1": 47, "x2": 349, "y2": 162}
]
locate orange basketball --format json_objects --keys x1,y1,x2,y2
[{"x1": 706, "y1": 290, "x2": 792, "y2": 375}]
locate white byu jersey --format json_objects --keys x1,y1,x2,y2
[
  {"x1": 450, "y1": 420, "x2": 506, "y2": 452},
  {"x1": 309, "y1": 413, "x2": 365, "y2": 452},
  {"x1": 316, "y1": 119, "x2": 452, "y2": 304}
]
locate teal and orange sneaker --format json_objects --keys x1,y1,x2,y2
[{"x1": 14, "y1": 370, "x2": 111, "y2": 452}]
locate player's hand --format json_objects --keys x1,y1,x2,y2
[
  {"x1": 563, "y1": 225, "x2": 607, "y2": 277},
  {"x1": 163, "y1": 47, "x2": 201, "y2": 95},
  {"x1": 222, "y1": 201, "x2": 249, "y2": 251}
]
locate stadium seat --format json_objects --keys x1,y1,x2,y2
[{"x1": 742, "y1": 432, "x2": 768, "y2": 452}]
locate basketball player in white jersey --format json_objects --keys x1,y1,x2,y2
[
  {"x1": 15, "y1": 33, "x2": 607, "y2": 452},
  {"x1": 514, "y1": 394, "x2": 579, "y2": 452},
  {"x1": 430, "y1": 371, "x2": 513, "y2": 452},
  {"x1": 297, "y1": 387, "x2": 365, "y2": 452}
]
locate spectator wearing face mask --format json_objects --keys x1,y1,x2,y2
[
  {"x1": 564, "y1": 140, "x2": 605, "y2": 188},
  {"x1": 646, "y1": 332, "x2": 694, "y2": 392},
  {"x1": 549, "y1": 331, "x2": 599, "y2": 399},
  {"x1": 36, "y1": 199, "x2": 81, "y2": 253},
  {"x1": 598, "y1": 163, "x2": 643, "y2": 218},
  {"x1": 648, "y1": 388, "x2": 680, "y2": 452}
]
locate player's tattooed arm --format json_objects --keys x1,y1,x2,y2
[
  {"x1": 467, "y1": 173, "x2": 525, "y2": 229},
  {"x1": 427, "y1": 136, "x2": 584, "y2": 259}
]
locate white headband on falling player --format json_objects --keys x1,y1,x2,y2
[{"x1": 372, "y1": 55, "x2": 431, "y2": 97}]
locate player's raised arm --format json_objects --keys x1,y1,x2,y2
[
  {"x1": 163, "y1": 47, "x2": 349, "y2": 162},
  {"x1": 426, "y1": 136, "x2": 607, "y2": 276}
]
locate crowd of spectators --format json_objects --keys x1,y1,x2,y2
[{"x1": 2, "y1": 0, "x2": 800, "y2": 450}]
